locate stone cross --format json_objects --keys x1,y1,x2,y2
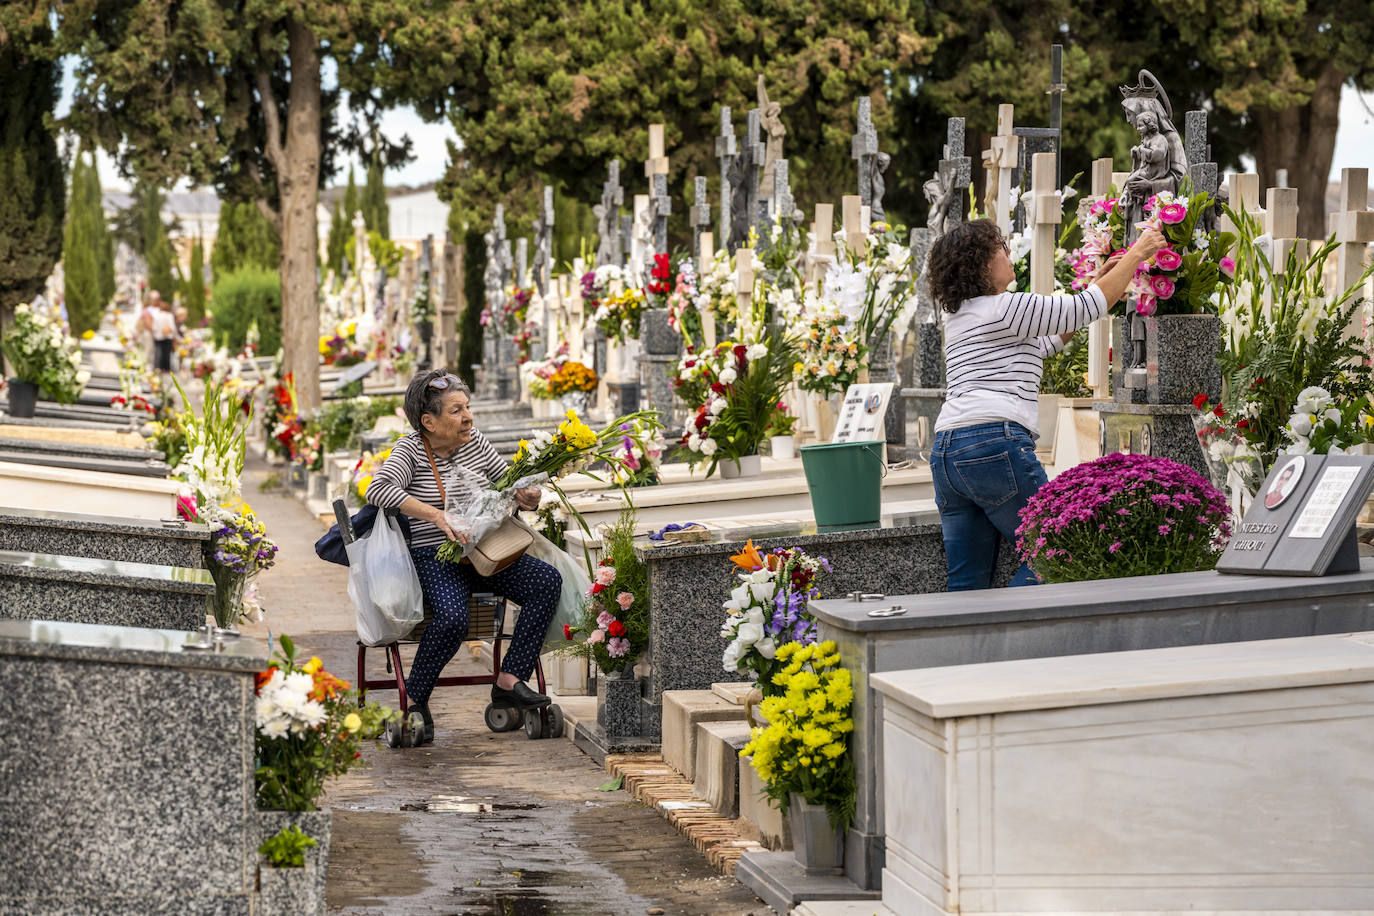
[
  {"x1": 532, "y1": 185, "x2": 554, "y2": 298},
  {"x1": 691, "y1": 176, "x2": 712, "y2": 262},
  {"x1": 941, "y1": 118, "x2": 971, "y2": 229},
  {"x1": 516, "y1": 238, "x2": 528, "y2": 290},
  {"x1": 493, "y1": 203, "x2": 508, "y2": 281},
  {"x1": 697, "y1": 229, "x2": 717, "y2": 351},
  {"x1": 1264, "y1": 186, "x2": 1307, "y2": 312},
  {"x1": 1221, "y1": 172, "x2": 1265, "y2": 239},
  {"x1": 744, "y1": 109, "x2": 765, "y2": 240},
  {"x1": 908, "y1": 226, "x2": 934, "y2": 325},
  {"x1": 1327, "y1": 167, "x2": 1374, "y2": 353},
  {"x1": 650, "y1": 172, "x2": 671, "y2": 258},
  {"x1": 596, "y1": 159, "x2": 624, "y2": 268},
  {"x1": 716, "y1": 108, "x2": 737, "y2": 250},
  {"x1": 842, "y1": 195, "x2": 865, "y2": 257},
  {"x1": 1028, "y1": 152, "x2": 1063, "y2": 295},
  {"x1": 1086, "y1": 157, "x2": 1115, "y2": 399},
  {"x1": 1184, "y1": 111, "x2": 1220, "y2": 233},
  {"x1": 644, "y1": 123, "x2": 669, "y2": 181},
  {"x1": 1048, "y1": 44, "x2": 1066, "y2": 189},
  {"x1": 1011, "y1": 127, "x2": 1058, "y2": 234},
  {"x1": 982, "y1": 104, "x2": 1019, "y2": 234},
  {"x1": 734, "y1": 248, "x2": 754, "y2": 340},
  {"x1": 852, "y1": 97, "x2": 879, "y2": 214},
  {"x1": 810, "y1": 202, "x2": 836, "y2": 285},
  {"x1": 630, "y1": 194, "x2": 651, "y2": 287},
  {"x1": 771, "y1": 159, "x2": 796, "y2": 227}
]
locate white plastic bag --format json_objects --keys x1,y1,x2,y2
[
  {"x1": 442, "y1": 466, "x2": 549, "y2": 563},
  {"x1": 345, "y1": 535, "x2": 412, "y2": 646},
  {"x1": 364, "y1": 512, "x2": 424, "y2": 627},
  {"x1": 524, "y1": 529, "x2": 593, "y2": 652}
]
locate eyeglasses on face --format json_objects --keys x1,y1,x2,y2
[{"x1": 427, "y1": 373, "x2": 463, "y2": 391}]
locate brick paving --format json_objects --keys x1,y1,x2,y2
[{"x1": 240, "y1": 459, "x2": 769, "y2": 915}]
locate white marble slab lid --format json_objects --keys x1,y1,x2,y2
[{"x1": 871, "y1": 631, "x2": 1374, "y2": 719}]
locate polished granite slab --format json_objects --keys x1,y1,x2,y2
[
  {"x1": 0, "y1": 508, "x2": 208, "y2": 569},
  {"x1": 0, "y1": 617, "x2": 263, "y2": 913},
  {"x1": 0, "y1": 549, "x2": 214, "y2": 630}
]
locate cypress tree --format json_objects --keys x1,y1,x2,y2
[
  {"x1": 457, "y1": 218, "x2": 485, "y2": 391},
  {"x1": 325, "y1": 200, "x2": 346, "y2": 278},
  {"x1": 88, "y1": 153, "x2": 115, "y2": 310},
  {"x1": 0, "y1": 33, "x2": 65, "y2": 320},
  {"x1": 211, "y1": 201, "x2": 279, "y2": 278},
  {"x1": 342, "y1": 167, "x2": 360, "y2": 235},
  {"x1": 140, "y1": 183, "x2": 176, "y2": 300},
  {"x1": 362, "y1": 151, "x2": 388, "y2": 239},
  {"x1": 63, "y1": 152, "x2": 102, "y2": 334},
  {"x1": 183, "y1": 235, "x2": 207, "y2": 325}
]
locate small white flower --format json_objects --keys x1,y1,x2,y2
[
  {"x1": 1288, "y1": 413, "x2": 1313, "y2": 438},
  {"x1": 718, "y1": 367, "x2": 737, "y2": 384},
  {"x1": 700, "y1": 438, "x2": 718, "y2": 456}
]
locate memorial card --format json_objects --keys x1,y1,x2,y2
[
  {"x1": 832, "y1": 383, "x2": 893, "y2": 444},
  {"x1": 1217, "y1": 454, "x2": 1374, "y2": 577}
]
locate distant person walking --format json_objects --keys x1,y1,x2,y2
[
  {"x1": 147, "y1": 292, "x2": 178, "y2": 373},
  {"x1": 926, "y1": 219, "x2": 1167, "y2": 590}
]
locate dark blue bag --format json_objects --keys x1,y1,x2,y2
[{"x1": 314, "y1": 504, "x2": 411, "y2": 566}]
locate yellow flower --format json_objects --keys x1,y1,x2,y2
[
  {"x1": 302, "y1": 656, "x2": 323, "y2": 674},
  {"x1": 343, "y1": 712, "x2": 362, "y2": 733},
  {"x1": 81, "y1": 329, "x2": 95, "y2": 340},
  {"x1": 357, "y1": 474, "x2": 373, "y2": 499}
]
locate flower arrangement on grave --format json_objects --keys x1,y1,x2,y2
[
  {"x1": 318, "y1": 317, "x2": 367, "y2": 367},
  {"x1": 679, "y1": 328, "x2": 795, "y2": 475},
  {"x1": 254, "y1": 634, "x2": 398, "y2": 811},
  {"x1": 347, "y1": 439, "x2": 400, "y2": 507},
  {"x1": 1015, "y1": 453, "x2": 1233, "y2": 584},
  {"x1": 665, "y1": 255, "x2": 703, "y2": 345},
  {"x1": 788, "y1": 302, "x2": 863, "y2": 398},
  {"x1": 740, "y1": 640, "x2": 856, "y2": 831},
  {"x1": 174, "y1": 378, "x2": 251, "y2": 509},
  {"x1": 593, "y1": 287, "x2": 647, "y2": 346},
  {"x1": 547, "y1": 360, "x2": 598, "y2": 397},
  {"x1": 296, "y1": 422, "x2": 325, "y2": 473},
  {"x1": 315, "y1": 395, "x2": 402, "y2": 454},
  {"x1": 757, "y1": 214, "x2": 807, "y2": 291},
  {"x1": 672, "y1": 343, "x2": 714, "y2": 409},
  {"x1": 205, "y1": 501, "x2": 279, "y2": 627},
  {"x1": 109, "y1": 392, "x2": 156, "y2": 415},
  {"x1": 580, "y1": 263, "x2": 625, "y2": 316},
  {"x1": 645, "y1": 252, "x2": 673, "y2": 305},
  {"x1": 560, "y1": 510, "x2": 649, "y2": 674},
  {"x1": 764, "y1": 401, "x2": 797, "y2": 439},
  {"x1": 503, "y1": 286, "x2": 533, "y2": 336},
  {"x1": 693, "y1": 248, "x2": 740, "y2": 335},
  {"x1": 1279, "y1": 386, "x2": 1373, "y2": 455},
  {"x1": 434, "y1": 410, "x2": 665, "y2": 563},
  {"x1": 264, "y1": 373, "x2": 303, "y2": 461},
  {"x1": 720, "y1": 539, "x2": 830, "y2": 695},
  {"x1": 512, "y1": 319, "x2": 538, "y2": 364},
  {"x1": 603, "y1": 417, "x2": 665, "y2": 488},
  {"x1": 1071, "y1": 186, "x2": 1234, "y2": 316},
  {"x1": 0, "y1": 301, "x2": 89, "y2": 404},
  {"x1": 146, "y1": 410, "x2": 190, "y2": 472}
]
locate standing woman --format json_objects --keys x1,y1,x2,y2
[{"x1": 926, "y1": 220, "x2": 1166, "y2": 589}]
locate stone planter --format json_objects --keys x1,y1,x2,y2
[
  {"x1": 1036, "y1": 394, "x2": 1061, "y2": 445},
  {"x1": 788, "y1": 793, "x2": 845, "y2": 875},
  {"x1": 560, "y1": 390, "x2": 591, "y2": 416},
  {"x1": 769, "y1": 435, "x2": 796, "y2": 461},
  {"x1": 6, "y1": 379, "x2": 38, "y2": 418},
  {"x1": 257, "y1": 808, "x2": 331, "y2": 916},
  {"x1": 598, "y1": 669, "x2": 646, "y2": 737},
  {"x1": 719, "y1": 455, "x2": 762, "y2": 479}
]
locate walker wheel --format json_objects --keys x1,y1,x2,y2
[
  {"x1": 485, "y1": 703, "x2": 522, "y2": 733},
  {"x1": 548, "y1": 704, "x2": 564, "y2": 739},
  {"x1": 524, "y1": 708, "x2": 544, "y2": 740},
  {"x1": 384, "y1": 720, "x2": 404, "y2": 748}
]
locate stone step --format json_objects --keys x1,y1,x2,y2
[
  {"x1": 0, "y1": 549, "x2": 214, "y2": 630},
  {"x1": 692, "y1": 719, "x2": 753, "y2": 818},
  {"x1": 661, "y1": 689, "x2": 746, "y2": 783},
  {"x1": 0, "y1": 507, "x2": 209, "y2": 568}
]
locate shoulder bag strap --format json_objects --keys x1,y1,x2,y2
[{"x1": 420, "y1": 436, "x2": 447, "y2": 504}]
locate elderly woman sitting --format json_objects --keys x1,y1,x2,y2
[{"x1": 366, "y1": 368, "x2": 561, "y2": 744}]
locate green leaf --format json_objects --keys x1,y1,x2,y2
[{"x1": 595, "y1": 775, "x2": 624, "y2": 792}]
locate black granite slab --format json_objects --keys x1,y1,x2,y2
[
  {"x1": 0, "y1": 448, "x2": 171, "y2": 478},
  {"x1": 0, "y1": 549, "x2": 214, "y2": 630},
  {"x1": 0, "y1": 400, "x2": 144, "y2": 427},
  {"x1": 0, "y1": 435, "x2": 165, "y2": 463},
  {"x1": 0, "y1": 618, "x2": 262, "y2": 913},
  {"x1": 0, "y1": 508, "x2": 208, "y2": 567}
]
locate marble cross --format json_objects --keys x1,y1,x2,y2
[
  {"x1": 516, "y1": 238, "x2": 528, "y2": 290},
  {"x1": 716, "y1": 107, "x2": 737, "y2": 249},
  {"x1": 352, "y1": 210, "x2": 368, "y2": 283},
  {"x1": 981, "y1": 104, "x2": 1019, "y2": 234},
  {"x1": 940, "y1": 117, "x2": 971, "y2": 229},
  {"x1": 1221, "y1": 173, "x2": 1265, "y2": 239},
  {"x1": 644, "y1": 123, "x2": 669, "y2": 180},
  {"x1": 650, "y1": 172, "x2": 671, "y2": 257},
  {"x1": 697, "y1": 229, "x2": 717, "y2": 350},
  {"x1": 1028, "y1": 152, "x2": 1063, "y2": 296},
  {"x1": 810, "y1": 202, "x2": 835, "y2": 285},
  {"x1": 1327, "y1": 167, "x2": 1374, "y2": 353},
  {"x1": 691, "y1": 176, "x2": 712, "y2": 261},
  {"x1": 771, "y1": 159, "x2": 796, "y2": 227},
  {"x1": 597, "y1": 160, "x2": 624, "y2": 268},
  {"x1": 852, "y1": 97, "x2": 879, "y2": 212}
]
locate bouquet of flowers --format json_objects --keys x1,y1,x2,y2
[
  {"x1": 174, "y1": 379, "x2": 251, "y2": 509},
  {"x1": 254, "y1": 635, "x2": 398, "y2": 811},
  {"x1": 1, "y1": 302, "x2": 89, "y2": 403},
  {"x1": 205, "y1": 502, "x2": 279, "y2": 626},
  {"x1": 521, "y1": 344, "x2": 570, "y2": 401},
  {"x1": 673, "y1": 343, "x2": 715, "y2": 409},
  {"x1": 1071, "y1": 186, "x2": 1234, "y2": 316},
  {"x1": 603, "y1": 417, "x2": 665, "y2": 487},
  {"x1": 513, "y1": 319, "x2": 538, "y2": 365},
  {"x1": 789, "y1": 303, "x2": 863, "y2": 398},
  {"x1": 645, "y1": 252, "x2": 673, "y2": 305},
  {"x1": 109, "y1": 392, "x2": 156, "y2": 415},
  {"x1": 1015, "y1": 453, "x2": 1232, "y2": 583},
  {"x1": 1280, "y1": 385, "x2": 1373, "y2": 456},
  {"x1": 765, "y1": 402, "x2": 797, "y2": 439},
  {"x1": 740, "y1": 640, "x2": 856, "y2": 830},
  {"x1": 594, "y1": 287, "x2": 647, "y2": 346},
  {"x1": 757, "y1": 213, "x2": 807, "y2": 291},
  {"x1": 720, "y1": 540, "x2": 830, "y2": 694},
  {"x1": 318, "y1": 317, "x2": 367, "y2": 367},
  {"x1": 680, "y1": 328, "x2": 795, "y2": 475},
  {"x1": 548, "y1": 360, "x2": 597, "y2": 397},
  {"x1": 693, "y1": 248, "x2": 740, "y2": 333},
  {"x1": 665, "y1": 255, "x2": 703, "y2": 345},
  {"x1": 561, "y1": 511, "x2": 649, "y2": 674},
  {"x1": 264, "y1": 374, "x2": 303, "y2": 461}
]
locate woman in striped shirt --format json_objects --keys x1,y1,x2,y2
[
  {"x1": 926, "y1": 219, "x2": 1166, "y2": 590},
  {"x1": 367, "y1": 369, "x2": 561, "y2": 743}
]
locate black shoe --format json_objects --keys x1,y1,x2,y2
[
  {"x1": 411, "y1": 701, "x2": 435, "y2": 745},
  {"x1": 492, "y1": 681, "x2": 551, "y2": 709}
]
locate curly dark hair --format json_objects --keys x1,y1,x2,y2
[
  {"x1": 927, "y1": 219, "x2": 1005, "y2": 314},
  {"x1": 403, "y1": 368, "x2": 470, "y2": 432}
]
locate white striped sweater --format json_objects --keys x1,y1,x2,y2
[
  {"x1": 366, "y1": 430, "x2": 507, "y2": 548},
  {"x1": 935, "y1": 284, "x2": 1108, "y2": 440}
]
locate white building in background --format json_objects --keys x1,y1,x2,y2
[{"x1": 387, "y1": 189, "x2": 449, "y2": 246}]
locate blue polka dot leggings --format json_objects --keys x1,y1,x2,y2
[{"x1": 405, "y1": 547, "x2": 563, "y2": 705}]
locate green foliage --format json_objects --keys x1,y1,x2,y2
[
  {"x1": 0, "y1": 32, "x2": 64, "y2": 317},
  {"x1": 367, "y1": 231, "x2": 403, "y2": 278},
  {"x1": 457, "y1": 225, "x2": 485, "y2": 389},
  {"x1": 140, "y1": 183, "x2": 176, "y2": 300},
  {"x1": 211, "y1": 267, "x2": 282, "y2": 356},
  {"x1": 343, "y1": 168, "x2": 360, "y2": 238},
  {"x1": 211, "y1": 202, "x2": 280, "y2": 280},
  {"x1": 183, "y1": 235, "x2": 207, "y2": 326},
  {"x1": 1040, "y1": 334, "x2": 1092, "y2": 399},
  {"x1": 325, "y1": 201, "x2": 347, "y2": 279},
  {"x1": 63, "y1": 152, "x2": 104, "y2": 335},
  {"x1": 362, "y1": 150, "x2": 388, "y2": 239},
  {"x1": 314, "y1": 395, "x2": 401, "y2": 453},
  {"x1": 258, "y1": 825, "x2": 317, "y2": 869},
  {"x1": 87, "y1": 154, "x2": 115, "y2": 310}
]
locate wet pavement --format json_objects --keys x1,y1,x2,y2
[{"x1": 240, "y1": 460, "x2": 769, "y2": 915}]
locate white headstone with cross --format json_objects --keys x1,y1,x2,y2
[
  {"x1": 1028, "y1": 152, "x2": 1063, "y2": 296},
  {"x1": 842, "y1": 195, "x2": 865, "y2": 257},
  {"x1": 1085, "y1": 157, "x2": 1114, "y2": 398},
  {"x1": 981, "y1": 104, "x2": 1019, "y2": 235},
  {"x1": 1327, "y1": 168, "x2": 1374, "y2": 355},
  {"x1": 1221, "y1": 173, "x2": 1265, "y2": 238},
  {"x1": 809, "y1": 203, "x2": 836, "y2": 285},
  {"x1": 734, "y1": 248, "x2": 755, "y2": 341}
]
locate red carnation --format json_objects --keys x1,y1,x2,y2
[
  {"x1": 733, "y1": 344, "x2": 747, "y2": 361},
  {"x1": 563, "y1": 624, "x2": 574, "y2": 640},
  {"x1": 1237, "y1": 419, "x2": 1250, "y2": 429},
  {"x1": 608, "y1": 619, "x2": 627, "y2": 638},
  {"x1": 684, "y1": 359, "x2": 695, "y2": 368},
  {"x1": 695, "y1": 414, "x2": 709, "y2": 430},
  {"x1": 1212, "y1": 404, "x2": 1225, "y2": 418},
  {"x1": 710, "y1": 382, "x2": 726, "y2": 395},
  {"x1": 591, "y1": 583, "x2": 606, "y2": 595},
  {"x1": 1191, "y1": 393, "x2": 1208, "y2": 410}
]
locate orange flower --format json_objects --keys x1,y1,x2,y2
[
  {"x1": 254, "y1": 665, "x2": 278, "y2": 694},
  {"x1": 310, "y1": 668, "x2": 351, "y2": 702},
  {"x1": 730, "y1": 539, "x2": 766, "y2": 572}
]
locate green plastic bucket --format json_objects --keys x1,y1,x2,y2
[{"x1": 799, "y1": 440, "x2": 887, "y2": 530}]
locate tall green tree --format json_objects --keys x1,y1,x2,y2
[
  {"x1": 419, "y1": 1, "x2": 934, "y2": 243},
  {"x1": 183, "y1": 234, "x2": 207, "y2": 324},
  {"x1": 34, "y1": 0, "x2": 418, "y2": 408},
  {"x1": 62, "y1": 152, "x2": 102, "y2": 334},
  {"x1": 325, "y1": 200, "x2": 346, "y2": 278},
  {"x1": 342, "y1": 166, "x2": 360, "y2": 232},
  {"x1": 140, "y1": 183, "x2": 175, "y2": 300},
  {"x1": 362, "y1": 148, "x2": 388, "y2": 239},
  {"x1": 456, "y1": 218, "x2": 485, "y2": 392},
  {"x1": 212, "y1": 201, "x2": 280, "y2": 279},
  {"x1": 0, "y1": 28, "x2": 64, "y2": 323},
  {"x1": 87, "y1": 152, "x2": 115, "y2": 309}
]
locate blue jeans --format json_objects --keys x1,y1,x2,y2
[{"x1": 930, "y1": 421, "x2": 1047, "y2": 590}]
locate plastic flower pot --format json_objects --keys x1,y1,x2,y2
[
  {"x1": 769, "y1": 435, "x2": 796, "y2": 461},
  {"x1": 719, "y1": 455, "x2": 762, "y2": 478},
  {"x1": 6, "y1": 379, "x2": 38, "y2": 418},
  {"x1": 799, "y1": 440, "x2": 885, "y2": 530},
  {"x1": 788, "y1": 794, "x2": 844, "y2": 875}
]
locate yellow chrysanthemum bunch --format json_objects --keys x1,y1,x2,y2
[
  {"x1": 741, "y1": 640, "x2": 856, "y2": 830},
  {"x1": 557, "y1": 410, "x2": 598, "y2": 450}
]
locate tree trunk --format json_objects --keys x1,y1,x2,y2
[
  {"x1": 276, "y1": 20, "x2": 323, "y2": 409},
  {"x1": 1252, "y1": 62, "x2": 1345, "y2": 242}
]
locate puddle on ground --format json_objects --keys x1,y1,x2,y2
[{"x1": 398, "y1": 796, "x2": 544, "y2": 814}]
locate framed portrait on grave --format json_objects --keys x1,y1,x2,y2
[{"x1": 1217, "y1": 454, "x2": 1374, "y2": 577}]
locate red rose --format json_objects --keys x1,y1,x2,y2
[
  {"x1": 608, "y1": 619, "x2": 627, "y2": 638},
  {"x1": 563, "y1": 624, "x2": 574, "y2": 640},
  {"x1": 1212, "y1": 404, "x2": 1225, "y2": 418},
  {"x1": 710, "y1": 382, "x2": 726, "y2": 395},
  {"x1": 733, "y1": 344, "x2": 747, "y2": 361},
  {"x1": 684, "y1": 359, "x2": 696, "y2": 368},
  {"x1": 1191, "y1": 393, "x2": 1208, "y2": 410}
]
